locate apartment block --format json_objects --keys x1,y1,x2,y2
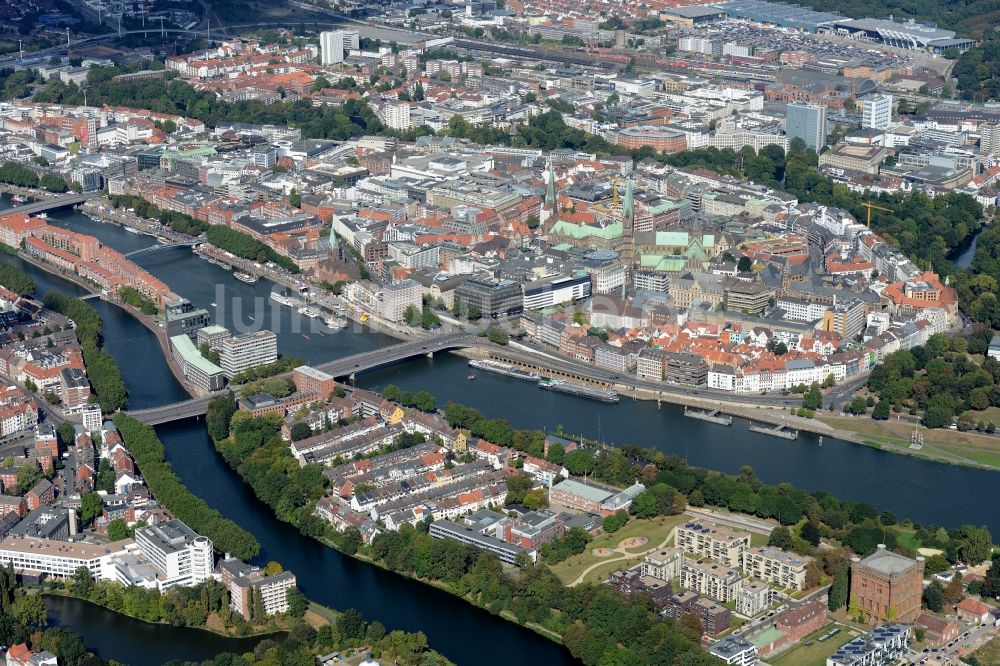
[
  {"x1": 680, "y1": 560, "x2": 742, "y2": 602},
  {"x1": 741, "y1": 546, "x2": 813, "y2": 591},
  {"x1": 676, "y1": 522, "x2": 750, "y2": 568},
  {"x1": 641, "y1": 547, "x2": 683, "y2": 582},
  {"x1": 220, "y1": 557, "x2": 297, "y2": 620}
]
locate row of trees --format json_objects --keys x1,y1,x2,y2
[
  {"x1": 382, "y1": 384, "x2": 437, "y2": 412},
  {"x1": 0, "y1": 263, "x2": 36, "y2": 295},
  {"x1": 113, "y1": 413, "x2": 261, "y2": 559},
  {"x1": 42, "y1": 291, "x2": 128, "y2": 412},
  {"x1": 0, "y1": 161, "x2": 67, "y2": 192},
  {"x1": 205, "y1": 226, "x2": 298, "y2": 273},
  {"x1": 118, "y1": 286, "x2": 158, "y2": 315}
]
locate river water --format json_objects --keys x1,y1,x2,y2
[
  {"x1": 45, "y1": 595, "x2": 285, "y2": 666},
  {"x1": 4, "y1": 197, "x2": 1000, "y2": 665}
]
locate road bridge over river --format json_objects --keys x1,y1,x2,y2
[{"x1": 126, "y1": 332, "x2": 476, "y2": 425}]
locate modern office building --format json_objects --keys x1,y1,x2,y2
[
  {"x1": 786, "y1": 103, "x2": 828, "y2": 151},
  {"x1": 430, "y1": 518, "x2": 534, "y2": 565},
  {"x1": 220, "y1": 330, "x2": 278, "y2": 379},
  {"x1": 196, "y1": 324, "x2": 231, "y2": 351},
  {"x1": 454, "y1": 273, "x2": 523, "y2": 318},
  {"x1": 860, "y1": 94, "x2": 892, "y2": 130},
  {"x1": 522, "y1": 274, "x2": 591, "y2": 310},
  {"x1": 132, "y1": 519, "x2": 214, "y2": 590},
  {"x1": 164, "y1": 298, "x2": 210, "y2": 341},
  {"x1": 320, "y1": 30, "x2": 359, "y2": 65},
  {"x1": 170, "y1": 334, "x2": 226, "y2": 393}
]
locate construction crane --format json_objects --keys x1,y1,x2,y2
[{"x1": 862, "y1": 201, "x2": 892, "y2": 228}]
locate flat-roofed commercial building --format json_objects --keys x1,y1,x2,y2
[
  {"x1": 0, "y1": 535, "x2": 134, "y2": 580},
  {"x1": 133, "y1": 519, "x2": 214, "y2": 590},
  {"x1": 430, "y1": 518, "x2": 533, "y2": 565},
  {"x1": 522, "y1": 274, "x2": 591, "y2": 310},
  {"x1": 220, "y1": 330, "x2": 278, "y2": 379},
  {"x1": 454, "y1": 273, "x2": 523, "y2": 318},
  {"x1": 170, "y1": 334, "x2": 225, "y2": 393}
]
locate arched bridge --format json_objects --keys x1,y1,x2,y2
[{"x1": 126, "y1": 332, "x2": 477, "y2": 426}]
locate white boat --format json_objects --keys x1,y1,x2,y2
[
  {"x1": 36, "y1": 212, "x2": 47, "y2": 219},
  {"x1": 301, "y1": 307, "x2": 321, "y2": 318},
  {"x1": 233, "y1": 271, "x2": 258, "y2": 284},
  {"x1": 270, "y1": 292, "x2": 293, "y2": 306},
  {"x1": 324, "y1": 316, "x2": 347, "y2": 329},
  {"x1": 124, "y1": 226, "x2": 140, "y2": 234}
]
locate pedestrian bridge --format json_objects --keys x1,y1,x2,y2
[
  {"x1": 126, "y1": 331, "x2": 477, "y2": 426},
  {"x1": 123, "y1": 239, "x2": 202, "y2": 258}
]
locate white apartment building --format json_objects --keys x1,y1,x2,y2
[
  {"x1": 676, "y1": 522, "x2": 750, "y2": 568},
  {"x1": 736, "y1": 579, "x2": 771, "y2": 616},
  {"x1": 133, "y1": 520, "x2": 214, "y2": 590},
  {"x1": 383, "y1": 100, "x2": 413, "y2": 131},
  {"x1": 681, "y1": 560, "x2": 743, "y2": 602},
  {"x1": 641, "y1": 547, "x2": 684, "y2": 581},
  {"x1": 776, "y1": 296, "x2": 829, "y2": 322},
  {"x1": 377, "y1": 279, "x2": 423, "y2": 323},
  {"x1": 861, "y1": 94, "x2": 893, "y2": 131},
  {"x1": 741, "y1": 546, "x2": 813, "y2": 591},
  {"x1": 220, "y1": 330, "x2": 278, "y2": 379},
  {"x1": 320, "y1": 30, "x2": 359, "y2": 65},
  {"x1": 0, "y1": 535, "x2": 135, "y2": 580}
]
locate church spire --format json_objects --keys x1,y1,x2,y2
[
  {"x1": 622, "y1": 176, "x2": 634, "y2": 223},
  {"x1": 545, "y1": 159, "x2": 556, "y2": 207}
]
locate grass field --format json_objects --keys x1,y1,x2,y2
[
  {"x1": 770, "y1": 624, "x2": 859, "y2": 666},
  {"x1": 549, "y1": 514, "x2": 689, "y2": 585},
  {"x1": 817, "y1": 414, "x2": 1000, "y2": 469},
  {"x1": 972, "y1": 635, "x2": 1000, "y2": 663}
]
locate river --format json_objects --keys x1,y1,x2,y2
[
  {"x1": 45, "y1": 595, "x2": 285, "y2": 666},
  {"x1": 6, "y1": 197, "x2": 1000, "y2": 664},
  {"x1": 950, "y1": 222, "x2": 986, "y2": 270}
]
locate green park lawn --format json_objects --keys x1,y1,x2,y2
[
  {"x1": 549, "y1": 514, "x2": 689, "y2": 585},
  {"x1": 770, "y1": 624, "x2": 858, "y2": 666}
]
